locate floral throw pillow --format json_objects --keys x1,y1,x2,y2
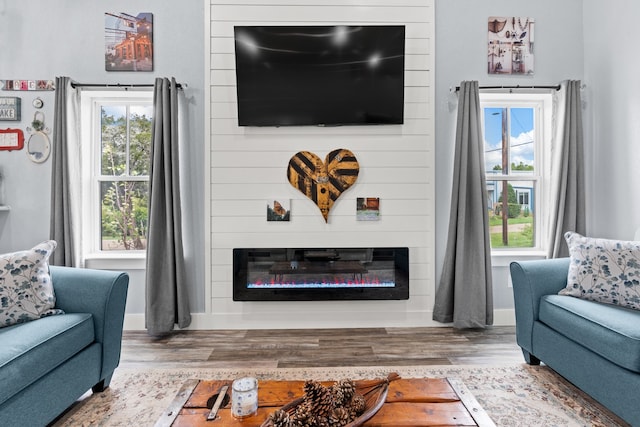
[
  {"x1": 560, "y1": 231, "x2": 640, "y2": 309},
  {"x1": 0, "y1": 240, "x2": 64, "y2": 328}
]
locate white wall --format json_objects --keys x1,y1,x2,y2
[
  {"x1": 204, "y1": 0, "x2": 436, "y2": 329},
  {"x1": 583, "y1": 0, "x2": 640, "y2": 240},
  {"x1": 434, "y1": 0, "x2": 585, "y2": 315}
]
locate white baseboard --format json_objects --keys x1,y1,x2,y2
[
  {"x1": 123, "y1": 309, "x2": 516, "y2": 331},
  {"x1": 492, "y1": 308, "x2": 516, "y2": 326}
]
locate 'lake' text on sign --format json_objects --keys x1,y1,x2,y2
[{"x1": 0, "y1": 97, "x2": 21, "y2": 121}]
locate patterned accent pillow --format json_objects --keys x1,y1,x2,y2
[
  {"x1": 0, "y1": 240, "x2": 64, "y2": 328},
  {"x1": 560, "y1": 231, "x2": 640, "y2": 309}
]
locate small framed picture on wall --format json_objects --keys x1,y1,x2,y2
[
  {"x1": 357, "y1": 197, "x2": 380, "y2": 221},
  {"x1": 267, "y1": 199, "x2": 290, "y2": 221}
]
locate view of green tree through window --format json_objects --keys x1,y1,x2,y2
[
  {"x1": 483, "y1": 106, "x2": 536, "y2": 249},
  {"x1": 100, "y1": 104, "x2": 152, "y2": 250}
]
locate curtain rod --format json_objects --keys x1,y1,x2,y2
[
  {"x1": 70, "y1": 82, "x2": 185, "y2": 89},
  {"x1": 453, "y1": 84, "x2": 560, "y2": 92}
]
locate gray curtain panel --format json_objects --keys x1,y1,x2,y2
[
  {"x1": 145, "y1": 77, "x2": 191, "y2": 335},
  {"x1": 548, "y1": 80, "x2": 586, "y2": 258},
  {"x1": 433, "y1": 81, "x2": 494, "y2": 329},
  {"x1": 49, "y1": 76, "x2": 76, "y2": 267}
]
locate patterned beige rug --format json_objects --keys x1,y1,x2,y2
[{"x1": 52, "y1": 364, "x2": 629, "y2": 427}]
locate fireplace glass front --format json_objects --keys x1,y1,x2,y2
[{"x1": 233, "y1": 247, "x2": 409, "y2": 301}]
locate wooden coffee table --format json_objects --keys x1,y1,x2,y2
[{"x1": 155, "y1": 377, "x2": 495, "y2": 427}]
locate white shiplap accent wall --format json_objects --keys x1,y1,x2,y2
[{"x1": 203, "y1": 0, "x2": 435, "y2": 329}]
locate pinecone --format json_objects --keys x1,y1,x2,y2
[
  {"x1": 291, "y1": 399, "x2": 313, "y2": 424},
  {"x1": 302, "y1": 380, "x2": 334, "y2": 417},
  {"x1": 347, "y1": 392, "x2": 366, "y2": 417},
  {"x1": 293, "y1": 413, "x2": 329, "y2": 427},
  {"x1": 314, "y1": 415, "x2": 330, "y2": 427},
  {"x1": 268, "y1": 409, "x2": 292, "y2": 427},
  {"x1": 328, "y1": 407, "x2": 353, "y2": 426},
  {"x1": 331, "y1": 379, "x2": 356, "y2": 406}
]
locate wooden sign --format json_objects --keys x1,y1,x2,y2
[
  {"x1": 287, "y1": 149, "x2": 359, "y2": 222},
  {"x1": 0, "y1": 97, "x2": 20, "y2": 121},
  {"x1": 0, "y1": 128, "x2": 25, "y2": 151},
  {"x1": 0, "y1": 80, "x2": 55, "y2": 91}
]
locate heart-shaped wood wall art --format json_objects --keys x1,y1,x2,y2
[{"x1": 287, "y1": 149, "x2": 359, "y2": 222}]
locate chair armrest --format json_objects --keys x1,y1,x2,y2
[
  {"x1": 509, "y1": 258, "x2": 570, "y2": 352},
  {"x1": 49, "y1": 266, "x2": 129, "y2": 379}
]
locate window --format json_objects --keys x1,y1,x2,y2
[
  {"x1": 81, "y1": 91, "x2": 153, "y2": 255},
  {"x1": 480, "y1": 93, "x2": 552, "y2": 252}
]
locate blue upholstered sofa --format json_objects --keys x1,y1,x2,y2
[
  {"x1": 0, "y1": 266, "x2": 129, "y2": 426},
  {"x1": 511, "y1": 258, "x2": 640, "y2": 426}
]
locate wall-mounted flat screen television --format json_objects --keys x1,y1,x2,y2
[{"x1": 233, "y1": 25, "x2": 405, "y2": 127}]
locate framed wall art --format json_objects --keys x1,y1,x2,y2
[
  {"x1": 0, "y1": 97, "x2": 20, "y2": 121},
  {"x1": 267, "y1": 199, "x2": 290, "y2": 222},
  {"x1": 488, "y1": 17, "x2": 534, "y2": 75},
  {"x1": 0, "y1": 129, "x2": 25, "y2": 151},
  {"x1": 357, "y1": 197, "x2": 380, "y2": 221},
  {"x1": 105, "y1": 12, "x2": 153, "y2": 71}
]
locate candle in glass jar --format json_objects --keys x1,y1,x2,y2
[{"x1": 232, "y1": 377, "x2": 258, "y2": 418}]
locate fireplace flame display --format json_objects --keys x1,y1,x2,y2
[
  {"x1": 233, "y1": 248, "x2": 409, "y2": 301},
  {"x1": 248, "y1": 276, "x2": 396, "y2": 289}
]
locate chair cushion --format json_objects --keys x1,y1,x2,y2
[
  {"x1": 540, "y1": 294, "x2": 640, "y2": 373},
  {"x1": 0, "y1": 313, "x2": 94, "y2": 406}
]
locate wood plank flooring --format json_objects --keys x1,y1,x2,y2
[{"x1": 119, "y1": 326, "x2": 523, "y2": 369}]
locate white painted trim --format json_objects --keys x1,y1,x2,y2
[
  {"x1": 123, "y1": 309, "x2": 516, "y2": 331},
  {"x1": 491, "y1": 251, "x2": 546, "y2": 267},
  {"x1": 124, "y1": 314, "x2": 146, "y2": 330},
  {"x1": 85, "y1": 255, "x2": 146, "y2": 271},
  {"x1": 203, "y1": 0, "x2": 213, "y2": 315},
  {"x1": 493, "y1": 309, "x2": 516, "y2": 326}
]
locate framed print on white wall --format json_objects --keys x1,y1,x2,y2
[
  {"x1": 488, "y1": 17, "x2": 534, "y2": 75},
  {"x1": 105, "y1": 12, "x2": 154, "y2": 71},
  {"x1": 267, "y1": 199, "x2": 290, "y2": 222}
]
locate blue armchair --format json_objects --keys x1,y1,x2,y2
[{"x1": 0, "y1": 266, "x2": 129, "y2": 426}]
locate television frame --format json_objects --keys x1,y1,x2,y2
[{"x1": 233, "y1": 25, "x2": 406, "y2": 127}]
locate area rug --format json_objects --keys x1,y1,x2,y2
[{"x1": 52, "y1": 364, "x2": 629, "y2": 427}]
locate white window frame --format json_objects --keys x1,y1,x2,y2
[
  {"x1": 480, "y1": 92, "x2": 553, "y2": 262},
  {"x1": 80, "y1": 90, "x2": 153, "y2": 269}
]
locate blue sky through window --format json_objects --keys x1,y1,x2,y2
[{"x1": 484, "y1": 107, "x2": 534, "y2": 171}]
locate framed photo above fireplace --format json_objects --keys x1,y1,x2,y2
[{"x1": 233, "y1": 247, "x2": 409, "y2": 301}]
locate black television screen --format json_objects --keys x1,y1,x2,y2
[{"x1": 233, "y1": 25, "x2": 405, "y2": 127}]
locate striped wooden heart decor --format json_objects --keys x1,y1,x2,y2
[{"x1": 287, "y1": 149, "x2": 359, "y2": 222}]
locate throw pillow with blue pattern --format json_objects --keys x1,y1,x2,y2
[
  {"x1": 0, "y1": 240, "x2": 64, "y2": 328},
  {"x1": 560, "y1": 231, "x2": 640, "y2": 309}
]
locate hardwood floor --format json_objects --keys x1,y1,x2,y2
[{"x1": 119, "y1": 326, "x2": 523, "y2": 369}]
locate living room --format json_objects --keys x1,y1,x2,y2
[{"x1": 0, "y1": 0, "x2": 639, "y2": 425}]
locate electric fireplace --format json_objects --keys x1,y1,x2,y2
[{"x1": 233, "y1": 247, "x2": 409, "y2": 301}]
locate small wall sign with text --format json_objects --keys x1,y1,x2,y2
[
  {"x1": 0, "y1": 129, "x2": 25, "y2": 151},
  {"x1": 0, "y1": 97, "x2": 20, "y2": 121},
  {"x1": 0, "y1": 80, "x2": 55, "y2": 91}
]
